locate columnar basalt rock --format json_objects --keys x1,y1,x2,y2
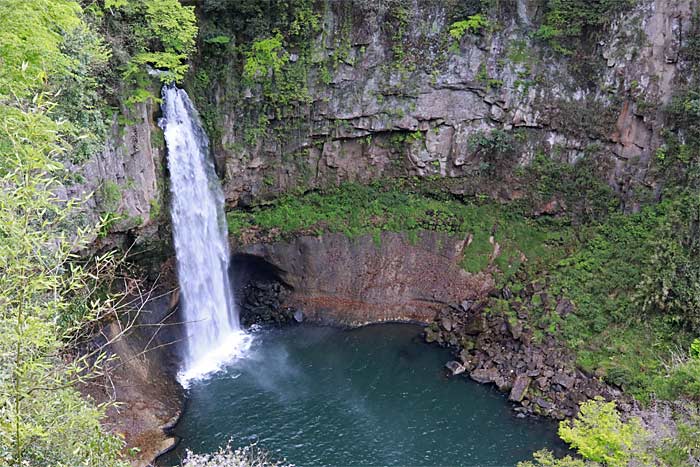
[
  {"x1": 241, "y1": 231, "x2": 495, "y2": 326},
  {"x1": 187, "y1": 0, "x2": 697, "y2": 210}
]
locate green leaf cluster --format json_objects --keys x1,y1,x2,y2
[
  {"x1": 558, "y1": 398, "x2": 648, "y2": 466},
  {"x1": 535, "y1": 0, "x2": 633, "y2": 54},
  {"x1": 0, "y1": 0, "x2": 111, "y2": 163},
  {"x1": 104, "y1": 0, "x2": 198, "y2": 85},
  {"x1": 520, "y1": 399, "x2": 650, "y2": 467},
  {"x1": 0, "y1": 1, "x2": 132, "y2": 464},
  {"x1": 449, "y1": 14, "x2": 490, "y2": 41},
  {"x1": 243, "y1": 34, "x2": 289, "y2": 82}
]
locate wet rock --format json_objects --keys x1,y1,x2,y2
[
  {"x1": 293, "y1": 310, "x2": 304, "y2": 322},
  {"x1": 239, "y1": 280, "x2": 293, "y2": 326},
  {"x1": 509, "y1": 375, "x2": 531, "y2": 402},
  {"x1": 471, "y1": 367, "x2": 500, "y2": 384},
  {"x1": 445, "y1": 360, "x2": 466, "y2": 376}
]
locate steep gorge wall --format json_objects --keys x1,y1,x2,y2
[
  {"x1": 190, "y1": 0, "x2": 696, "y2": 213},
  {"x1": 241, "y1": 230, "x2": 495, "y2": 325},
  {"x1": 68, "y1": 0, "x2": 697, "y2": 246}
]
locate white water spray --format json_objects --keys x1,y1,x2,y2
[{"x1": 159, "y1": 86, "x2": 251, "y2": 387}]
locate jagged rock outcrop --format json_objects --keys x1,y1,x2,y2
[
  {"x1": 63, "y1": 98, "x2": 168, "y2": 247},
  {"x1": 425, "y1": 296, "x2": 628, "y2": 420}
]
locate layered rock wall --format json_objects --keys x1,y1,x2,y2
[
  {"x1": 241, "y1": 231, "x2": 495, "y2": 325},
  {"x1": 191, "y1": 0, "x2": 696, "y2": 211}
]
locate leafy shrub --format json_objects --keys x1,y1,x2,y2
[
  {"x1": 558, "y1": 398, "x2": 649, "y2": 466},
  {"x1": 0, "y1": 0, "x2": 111, "y2": 163},
  {"x1": 104, "y1": 0, "x2": 198, "y2": 86},
  {"x1": 243, "y1": 34, "x2": 288, "y2": 81},
  {"x1": 536, "y1": 0, "x2": 633, "y2": 54},
  {"x1": 518, "y1": 450, "x2": 597, "y2": 467},
  {"x1": 636, "y1": 194, "x2": 700, "y2": 333},
  {"x1": 449, "y1": 14, "x2": 490, "y2": 40},
  {"x1": 691, "y1": 338, "x2": 700, "y2": 359},
  {"x1": 653, "y1": 348, "x2": 700, "y2": 401}
]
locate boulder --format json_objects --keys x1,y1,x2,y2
[
  {"x1": 470, "y1": 367, "x2": 500, "y2": 384},
  {"x1": 534, "y1": 397, "x2": 554, "y2": 410},
  {"x1": 440, "y1": 317, "x2": 453, "y2": 331},
  {"x1": 509, "y1": 375, "x2": 531, "y2": 402},
  {"x1": 464, "y1": 315, "x2": 486, "y2": 335},
  {"x1": 552, "y1": 372, "x2": 576, "y2": 389},
  {"x1": 445, "y1": 360, "x2": 466, "y2": 376}
]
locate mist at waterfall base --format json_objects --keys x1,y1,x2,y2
[
  {"x1": 160, "y1": 86, "x2": 251, "y2": 387},
  {"x1": 160, "y1": 324, "x2": 567, "y2": 467}
]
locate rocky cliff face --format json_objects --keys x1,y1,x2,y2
[
  {"x1": 190, "y1": 0, "x2": 696, "y2": 212},
  {"x1": 65, "y1": 98, "x2": 168, "y2": 248},
  {"x1": 69, "y1": 0, "x2": 696, "y2": 242},
  {"x1": 241, "y1": 231, "x2": 495, "y2": 325}
]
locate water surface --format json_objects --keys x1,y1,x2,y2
[{"x1": 161, "y1": 324, "x2": 566, "y2": 466}]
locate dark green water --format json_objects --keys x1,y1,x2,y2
[{"x1": 161, "y1": 324, "x2": 567, "y2": 467}]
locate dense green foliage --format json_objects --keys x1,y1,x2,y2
[
  {"x1": 227, "y1": 180, "x2": 570, "y2": 278},
  {"x1": 101, "y1": 0, "x2": 198, "y2": 100},
  {"x1": 518, "y1": 450, "x2": 594, "y2": 467},
  {"x1": 0, "y1": 89, "x2": 127, "y2": 465},
  {"x1": 0, "y1": 0, "x2": 111, "y2": 163},
  {"x1": 194, "y1": 0, "x2": 320, "y2": 141},
  {"x1": 522, "y1": 398, "x2": 700, "y2": 466},
  {"x1": 0, "y1": 0, "x2": 199, "y2": 464},
  {"x1": 538, "y1": 194, "x2": 700, "y2": 401},
  {"x1": 449, "y1": 14, "x2": 490, "y2": 40},
  {"x1": 536, "y1": 0, "x2": 633, "y2": 54},
  {"x1": 558, "y1": 399, "x2": 648, "y2": 465}
]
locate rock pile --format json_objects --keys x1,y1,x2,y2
[
  {"x1": 238, "y1": 280, "x2": 294, "y2": 326},
  {"x1": 427, "y1": 294, "x2": 626, "y2": 419}
]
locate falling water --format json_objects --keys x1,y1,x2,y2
[{"x1": 159, "y1": 86, "x2": 251, "y2": 387}]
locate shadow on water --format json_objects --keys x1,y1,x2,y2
[{"x1": 160, "y1": 323, "x2": 569, "y2": 467}]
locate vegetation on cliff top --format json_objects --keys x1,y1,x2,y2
[{"x1": 227, "y1": 179, "x2": 571, "y2": 278}]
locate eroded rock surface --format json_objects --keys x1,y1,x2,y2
[
  {"x1": 194, "y1": 0, "x2": 696, "y2": 210},
  {"x1": 241, "y1": 231, "x2": 495, "y2": 326},
  {"x1": 84, "y1": 288, "x2": 184, "y2": 467}
]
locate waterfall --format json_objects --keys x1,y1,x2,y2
[{"x1": 159, "y1": 86, "x2": 251, "y2": 387}]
